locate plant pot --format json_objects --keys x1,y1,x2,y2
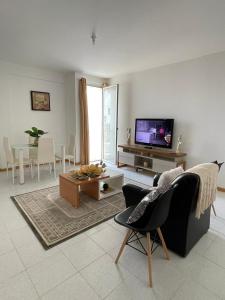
[{"x1": 33, "y1": 137, "x2": 39, "y2": 146}]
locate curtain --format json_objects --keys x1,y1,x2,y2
[{"x1": 79, "y1": 77, "x2": 89, "y2": 165}]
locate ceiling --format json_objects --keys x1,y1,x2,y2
[{"x1": 1, "y1": 0, "x2": 225, "y2": 77}]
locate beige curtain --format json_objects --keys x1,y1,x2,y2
[{"x1": 79, "y1": 78, "x2": 89, "y2": 165}]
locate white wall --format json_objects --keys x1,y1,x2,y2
[
  {"x1": 112, "y1": 51, "x2": 225, "y2": 187},
  {"x1": 0, "y1": 61, "x2": 67, "y2": 168},
  {"x1": 64, "y1": 72, "x2": 76, "y2": 148},
  {"x1": 0, "y1": 62, "x2": 108, "y2": 167}
]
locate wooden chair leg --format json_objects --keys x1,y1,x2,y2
[
  {"x1": 157, "y1": 227, "x2": 170, "y2": 260},
  {"x1": 146, "y1": 232, "x2": 153, "y2": 288},
  {"x1": 212, "y1": 204, "x2": 216, "y2": 216},
  {"x1": 115, "y1": 229, "x2": 132, "y2": 264}
]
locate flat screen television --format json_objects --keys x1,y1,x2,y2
[{"x1": 135, "y1": 118, "x2": 174, "y2": 149}]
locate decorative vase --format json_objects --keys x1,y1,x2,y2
[
  {"x1": 143, "y1": 161, "x2": 148, "y2": 168},
  {"x1": 127, "y1": 128, "x2": 131, "y2": 145},
  {"x1": 33, "y1": 137, "x2": 39, "y2": 146},
  {"x1": 176, "y1": 135, "x2": 182, "y2": 152}
]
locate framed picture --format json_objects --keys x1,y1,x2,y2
[{"x1": 31, "y1": 91, "x2": 50, "y2": 111}]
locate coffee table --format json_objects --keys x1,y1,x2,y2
[{"x1": 59, "y1": 169, "x2": 124, "y2": 208}]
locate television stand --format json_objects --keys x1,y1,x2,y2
[
  {"x1": 144, "y1": 146, "x2": 153, "y2": 149},
  {"x1": 117, "y1": 144, "x2": 186, "y2": 173}
]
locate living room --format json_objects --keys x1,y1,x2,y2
[{"x1": 0, "y1": 0, "x2": 225, "y2": 299}]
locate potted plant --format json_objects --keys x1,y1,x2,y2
[{"x1": 24, "y1": 127, "x2": 47, "y2": 146}]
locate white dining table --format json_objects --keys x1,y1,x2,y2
[{"x1": 11, "y1": 144, "x2": 66, "y2": 184}]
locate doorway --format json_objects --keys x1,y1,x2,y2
[
  {"x1": 87, "y1": 85, "x2": 118, "y2": 164},
  {"x1": 87, "y1": 86, "x2": 102, "y2": 162}
]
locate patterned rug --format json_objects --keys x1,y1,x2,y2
[{"x1": 11, "y1": 186, "x2": 125, "y2": 249}]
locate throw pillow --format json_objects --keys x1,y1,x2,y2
[
  {"x1": 157, "y1": 166, "x2": 184, "y2": 188},
  {"x1": 127, "y1": 187, "x2": 162, "y2": 224},
  {"x1": 127, "y1": 166, "x2": 184, "y2": 225}
]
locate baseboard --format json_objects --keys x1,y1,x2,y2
[
  {"x1": 66, "y1": 160, "x2": 80, "y2": 166},
  {"x1": 0, "y1": 160, "x2": 81, "y2": 172},
  {"x1": 217, "y1": 186, "x2": 225, "y2": 192},
  {"x1": 64, "y1": 160, "x2": 80, "y2": 166}
]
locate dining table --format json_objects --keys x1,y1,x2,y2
[{"x1": 11, "y1": 143, "x2": 66, "y2": 184}]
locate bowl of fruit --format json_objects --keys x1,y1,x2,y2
[{"x1": 70, "y1": 162, "x2": 106, "y2": 180}]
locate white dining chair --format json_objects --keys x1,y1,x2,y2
[
  {"x1": 56, "y1": 135, "x2": 76, "y2": 166},
  {"x1": 33, "y1": 137, "x2": 56, "y2": 181},
  {"x1": 3, "y1": 137, "x2": 33, "y2": 184}
]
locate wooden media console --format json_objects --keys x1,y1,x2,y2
[{"x1": 117, "y1": 144, "x2": 186, "y2": 173}]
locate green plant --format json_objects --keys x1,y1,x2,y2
[{"x1": 24, "y1": 127, "x2": 47, "y2": 138}]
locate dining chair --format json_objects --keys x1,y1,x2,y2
[
  {"x1": 56, "y1": 134, "x2": 76, "y2": 166},
  {"x1": 3, "y1": 137, "x2": 33, "y2": 184},
  {"x1": 33, "y1": 137, "x2": 56, "y2": 181},
  {"x1": 114, "y1": 185, "x2": 177, "y2": 287}
]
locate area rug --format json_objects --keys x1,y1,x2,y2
[{"x1": 11, "y1": 186, "x2": 125, "y2": 249}]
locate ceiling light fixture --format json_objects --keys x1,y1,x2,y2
[{"x1": 91, "y1": 31, "x2": 96, "y2": 45}]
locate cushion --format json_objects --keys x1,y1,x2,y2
[
  {"x1": 127, "y1": 166, "x2": 184, "y2": 225},
  {"x1": 127, "y1": 187, "x2": 161, "y2": 224},
  {"x1": 157, "y1": 166, "x2": 184, "y2": 188}
]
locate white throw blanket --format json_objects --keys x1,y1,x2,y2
[{"x1": 186, "y1": 163, "x2": 218, "y2": 218}]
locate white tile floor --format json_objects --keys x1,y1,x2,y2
[{"x1": 0, "y1": 164, "x2": 225, "y2": 299}]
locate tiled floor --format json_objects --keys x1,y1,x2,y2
[{"x1": 0, "y1": 164, "x2": 225, "y2": 299}]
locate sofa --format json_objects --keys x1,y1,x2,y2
[{"x1": 122, "y1": 172, "x2": 211, "y2": 257}]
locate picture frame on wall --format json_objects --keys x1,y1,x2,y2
[{"x1": 31, "y1": 91, "x2": 50, "y2": 111}]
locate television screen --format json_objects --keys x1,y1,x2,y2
[{"x1": 135, "y1": 119, "x2": 174, "y2": 148}]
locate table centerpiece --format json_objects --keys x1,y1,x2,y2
[
  {"x1": 24, "y1": 127, "x2": 47, "y2": 146},
  {"x1": 70, "y1": 162, "x2": 106, "y2": 180}
]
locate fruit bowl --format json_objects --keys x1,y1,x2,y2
[{"x1": 70, "y1": 163, "x2": 106, "y2": 180}]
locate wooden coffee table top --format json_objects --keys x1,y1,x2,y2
[{"x1": 59, "y1": 173, "x2": 110, "y2": 186}]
